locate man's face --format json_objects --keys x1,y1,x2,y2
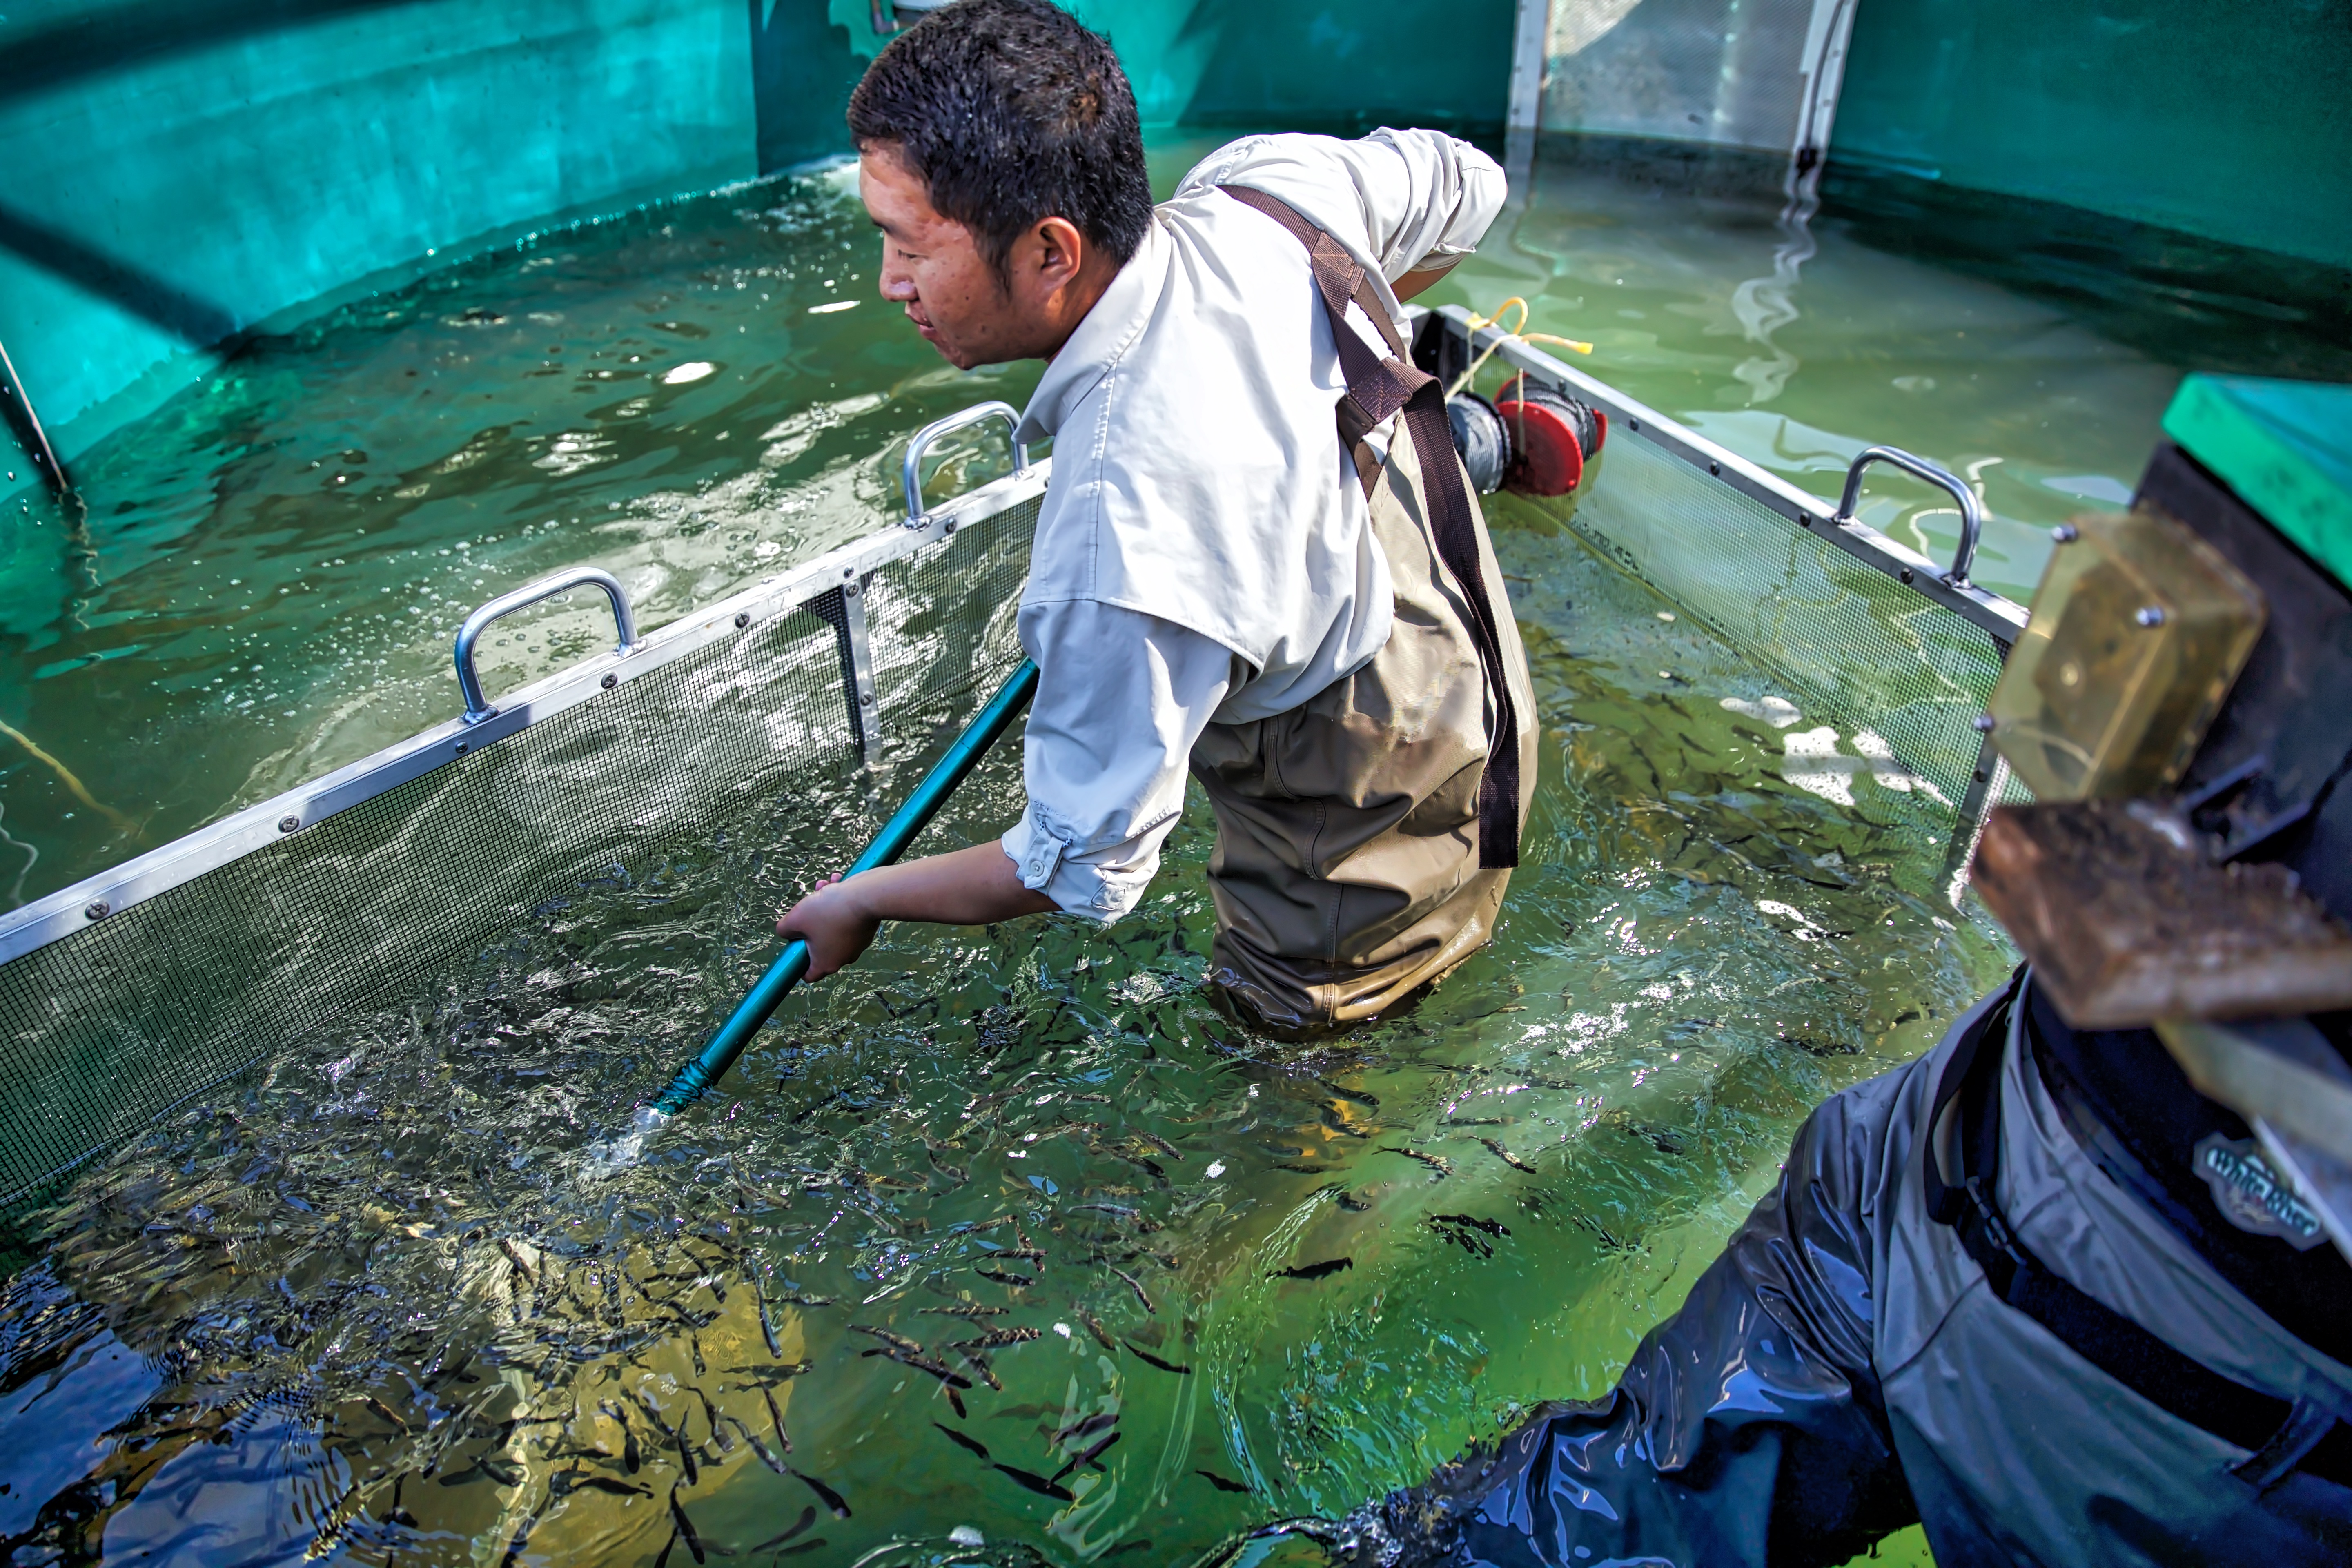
[{"x1": 861, "y1": 143, "x2": 1025, "y2": 371}]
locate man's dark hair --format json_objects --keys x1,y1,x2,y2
[{"x1": 848, "y1": 0, "x2": 1152, "y2": 287}]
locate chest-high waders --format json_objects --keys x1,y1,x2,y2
[{"x1": 1189, "y1": 187, "x2": 1539, "y2": 1036}]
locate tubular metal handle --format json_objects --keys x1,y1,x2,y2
[
  {"x1": 902, "y1": 401, "x2": 1031, "y2": 526},
  {"x1": 1832, "y1": 445, "x2": 1986, "y2": 588},
  {"x1": 454, "y1": 566, "x2": 638, "y2": 724}
]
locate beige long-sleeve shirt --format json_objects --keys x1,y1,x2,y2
[{"x1": 1000, "y1": 129, "x2": 1506, "y2": 921}]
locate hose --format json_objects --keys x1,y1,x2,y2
[{"x1": 642, "y1": 656, "x2": 1040, "y2": 1121}]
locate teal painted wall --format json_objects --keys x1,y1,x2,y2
[
  {"x1": 1074, "y1": 0, "x2": 1517, "y2": 133},
  {"x1": 1, "y1": 0, "x2": 760, "y2": 459},
  {"x1": 2, "y1": 0, "x2": 1514, "y2": 484},
  {"x1": 1830, "y1": 0, "x2": 2352, "y2": 267},
  {"x1": 814, "y1": 0, "x2": 1516, "y2": 135}
]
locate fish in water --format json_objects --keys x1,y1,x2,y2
[
  {"x1": 726, "y1": 1361, "x2": 815, "y2": 1388},
  {"x1": 1336, "y1": 1189, "x2": 1373, "y2": 1213},
  {"x1": 1429, "y1": 1213, "x2": 1512, "y2": 1259},
  {"x1": 751, "y1": 1275, "x2": 784, "y2": 1359},
  {"x1": 860, "y1": 1344, "x2": 975, "y2": 1390},
  {"x1": 992, "y1": 1402, "x2": 1062, "y2": 1421},
  {"x1": 497, "y1": 1501, "x2": 546, "y2": 1568},
  {"x1": 749, "y1": 1508, "x2": 818, "y2": 1552},
  {"x1": 994, "y1": 1463, "x2": 1076, "y2": 1502},
  {"x1": 1075, "y1": 1310, "x2": 1118, "y2": 1352},
  {"x1": 1476, "y1": 1136, "x2": 1538, "y2": 1173},
  {"x1": 728, "y1": 1417, "x2": 788, "y2": 1476},
  {"x1": 920, "y1": 1303, "x2": 1007, "y2": 1319},
  {"x1": 850, "y1": 1324, "x2": 926, "y2": 1356},
  {"x1": 952, "y1": 1326, "x2": 1042, "y2": 1351},
  {"x1": 1122, "y1": 1340, "x2": 1192, "y2": 1376},
  {"x1": 976, "y1": 1267, "x2": 1036, "y2": 1288},
  {"x1": 1052, "y1": 1429, "x2": 1120, "y2": 1483},
  {"x1": 952, "y1": 1347, "x2": 1005, "y2": 1391},
  {"x1": 437, "y1": 1453, "x2": 525, "y2": 1488},
  {"x1": 691, "y1": 1386, "x2": 730, "y2": 1450},
  {"x1": 788, "y1": 1466, "x2": 853, "y2": 1519},
  {"x1": 1385, "y1": 1145, "x2": 1453, "y2": 1178},
  {"x1": 549, "y1": 1470, "x2": 650, "y2": 1499},
  {"x1": 935, "y1": 1422, "x2": 991, "y2": 1460},
  {"x1": 1133, "y1": 1130, "x2": 1183, "y2": 1162},
  {"x1": 1053, "y1": 1410, "x2": 1118, "y2": 1446},
  {"x1": 762, "y1": 1386, "x2": 792, "y2": 1454},
  {"x1": 1196, "y1": 1469, "x2": 1253, "y2": 1493},
  {"x1": 668, "y1": 1486, "x2": 707, "y2": 1566},
  {"x1": 1272, "y1": 1257, "x2": 1353, "y2": 1281},
  {"x1": 597, "y1": 1401, "x2": 644, "y2": 1473},
  {"x1": 1105, "y1": 1262, "x2": 1155, "y2": 1313}
]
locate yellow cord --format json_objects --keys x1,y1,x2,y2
[
  {"x1": 0, "y1": 718, "x2": 139, "y2": 837},
  {"x1": 1448, "y1": 297, "x2": 1594, "y2": 399}
]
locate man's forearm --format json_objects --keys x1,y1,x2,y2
[{"x1": 836, "y1": 841, "x2": 1060, "y2": 925}]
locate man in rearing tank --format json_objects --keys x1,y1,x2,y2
[{"x1": 777, "y1": 0, "x2": 1536, "y2": 1033}]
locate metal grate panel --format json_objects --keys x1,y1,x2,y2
[
  {"x1": 1552, "y1": 428, "x2": 2010, "y2": 820},
  {"x1": 0, "y1": 491, "x2": 1036, "y2": 1213}
]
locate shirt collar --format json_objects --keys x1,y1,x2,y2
[{"x1": 1016, "y1": 217, "x2": 1167, "y2": 446}]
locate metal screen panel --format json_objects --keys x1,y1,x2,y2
[
  {"x1": 0, "y1": 487, "x2": 1038, "y2": 1214},
  {"x1": 1553, "y1": 429, "x2": 2009, "y2": 817},
  {"x1": 1538, "y1": 0, "x2": 1858, "y2": 160},
  {"x1": 1414, "y1": 302, "x2": 2030, "y2": 877}
]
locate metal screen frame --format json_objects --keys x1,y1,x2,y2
[
  {"x1": 1414, "y1": 303, "x2": 2030, "y2": 871},
  {"x1": 0, "y1": 465, "x2": 1047, "y2": 972}
]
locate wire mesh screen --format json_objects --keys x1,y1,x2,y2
[
  {"x1": 869, "y1": 499, "x2": 1036, "y2": 723},
  {"x1": 0, "y1": 507, "x2": 1035, "y2": 1214},
  {"x1": 1537, "y1": 431, "x2": 2009, "y2": 830},
  {"x1": 1539, "y1": 0, "x2": 1852, "y2": 158}
]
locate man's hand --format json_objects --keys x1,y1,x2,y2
[
  {"x1": 775, "y1": 842, "x2": 1062, "y2": 981},
  {"x1": 777, "y1": 874, "x2": 883, "y2": 980}
]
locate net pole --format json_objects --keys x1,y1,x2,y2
[{"x1": 648, "y1": 657, "x2": 1039, "y2": 1115}]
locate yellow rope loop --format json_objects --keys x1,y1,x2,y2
[
  {"x1": 0, "y1": 718, "x2": 140, "y2": 838},
  {"x1": 1448, "y1": 296, "x2": 1595, "y2": 400}
]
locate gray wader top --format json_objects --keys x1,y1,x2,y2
[
  {"x1": 1333, "y1": 976, "x2": 2352, "y2": 1566},
  {"x1": 1192, "y1": 188, "x2": 1538, "y2": 1036}
]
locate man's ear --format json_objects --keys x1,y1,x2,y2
[{"x1": 1031, "y1": 216, "x2": 1087, "y2": 291}]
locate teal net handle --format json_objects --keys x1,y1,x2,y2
[{"x1": 648, "y1": 657, "x2": 1038, "y2": 1116}]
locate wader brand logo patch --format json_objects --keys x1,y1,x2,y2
[{"x1": 2194, "y1": 1134, "x2": 2326, "y2": 1250}]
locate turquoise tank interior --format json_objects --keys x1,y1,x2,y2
[{"x1": 0, "y1": 6, "x2": 2348, "y2": 1566}]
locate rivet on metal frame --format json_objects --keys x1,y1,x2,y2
[
  {"x1": 85, "y1": 900, "x2": 110, "y2": 921},
  {"x1": 278, "y1": 815, "x2": 300, "y2": 834},
  {"x1": 600, "y1": 672, "x2": 619, "y2": 689},
  {"x1": 734, "y1": 611, "x2": 751, "y2": 628},
  {"x1": 454, "y1": 741, "x2": 470, "y2": 756}
]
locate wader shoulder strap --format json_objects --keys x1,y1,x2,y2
[
  {"x1": 1925, "y1": 970, "x2": 2352, "y2": 1492},
  {"x1": 1218, "y1": 183, "x2": 1520, "y2": 869}
]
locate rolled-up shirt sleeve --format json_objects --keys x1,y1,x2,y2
[
  {"x1": 1001, "y1": 600, "x2": 1239, "y2": 923},
  {"x1": 1174, "y1": 127, "x2": 1507, "y2": 297}
]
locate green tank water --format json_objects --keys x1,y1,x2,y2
[{"x1": 2, "y1": 5, "x2": 2347, "y2": 1566}]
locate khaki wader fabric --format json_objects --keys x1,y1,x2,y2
[{"x1": 1189, "y1": 420, "x2": 1538, "y2": 1033}]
